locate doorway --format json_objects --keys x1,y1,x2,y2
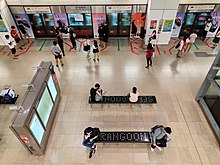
[{"x1": 28, "y1": 14, "x2": 56, "y2": 38}]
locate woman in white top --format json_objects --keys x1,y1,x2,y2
[
  {"x1": 129, "y1": 87, "x2": 139, "y2": 102},
  {"x1": 84, "y1": 36, "x2": 91, "y2": 59}
]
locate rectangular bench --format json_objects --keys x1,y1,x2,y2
[
  {"x1": 89, "y1": 96, "x2": 157, "y2": 104},
  {"x1": 96, "y1": 131, "x2": 151, "y2": 143}
]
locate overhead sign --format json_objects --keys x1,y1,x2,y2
[
  {"x1": 187, "y1": 5, "x2": 215, "y2": 12},
  {"x1": 24, "y1": 6, "x2": 51, "y2": 14},
  {"x1": 66, "y1": 6, "x2": 91, "y2": 13},
  {"x1": 107, "y1": 6, "x2": 132, "y2": 13}
]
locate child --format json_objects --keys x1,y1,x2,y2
[
  {"x1": 51, "y1": 40, "x2": 64, "y2": 68},
  {"x1": 92, "y1": 40, "x2": 100, "y2": 62},
  {"x1": 5, "y1": 35, "x2": 18, "y2": 59}
]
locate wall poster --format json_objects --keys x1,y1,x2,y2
[
  {"x1": 0, "y1": 15, "x2": 8, "y2": 32},
  {"x1": 150, "y1": 20, "x2": 157, "y2": 29},
  {"x1": 131, "y1": 12, "x2": 146, "y2": 33},
  {"x1": 162, "y1": 19, "x2": 173, "y2": 32},
  {"x1": 171, "y1": 12, "x2": 185, "y2": 37},
  {"x1": 53, "y1": 13, "x2": 68, "y2": 27},
  {"x1": 92, "y1": 13, "x2": 106, "y2": 38},
  {"x1": 13, "y1": 14, "x2": 34, "y2": 38}
]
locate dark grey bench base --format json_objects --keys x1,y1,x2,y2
[
  {"x1": 96, "y1": 132, "x2": 151, "y2": 143},
  {"x1": 89, "y1": 96, "x2": 157, "y2": 104}
]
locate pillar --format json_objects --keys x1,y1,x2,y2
[{"x1": 145, "y1": 0, "x2": 180, "y2": 45}]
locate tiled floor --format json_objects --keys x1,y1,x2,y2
[{"x1": 0, "y1": 38, "x2": 219, "y2": 165}]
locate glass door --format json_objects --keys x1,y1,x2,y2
[
  {"x1": 29, "y1": 14, "x2": 45, "y2": 37},
  {"x1": 41, "y1": 14, "x2": 56, "y2": 37},
  {"x1": 118, "y1": 13, "x2": 131, "y2": 36}
]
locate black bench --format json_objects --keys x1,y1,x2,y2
[
  {"x1": 89, "y1": 96, "x2": 157, "y2": 104},
  {"x1": 96, "y1": 131, "x2": 151, "y2": 143}
]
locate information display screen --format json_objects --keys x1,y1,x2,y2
[
  {"x1": 185, "y1": 14, "x2": 196, "y2": 25},
  {"x1": 47, "y1": 76, "x2": 57, "y2": 101},
  {"x1": 29, "y1": 113, "x2": 45, "y2": 144},
  {"x1": 36, "y1": 87, "x2": 53, "y2": 127},
  {"x1": 68, "y1": 14, "x2": 84, "y2": 26}
]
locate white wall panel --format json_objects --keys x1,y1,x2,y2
[
  {"x1": 21, "y1": 0, "x2": 49, "y2": 5},
  {"x1": 164, "y1": 0, "x2": 179, "y2": 10},
  {"x1": 180, "y1": 0, "x2": 220, "y2": 4},
  {"x1": 0, "y1": 0, "x2": 7, "y2": 10},
  {"x1": 151, "y1": 0, "x2": 166, "y2": 10}
]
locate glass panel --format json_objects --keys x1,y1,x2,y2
[
  {"x1": 121, "y1": 13, "x2": 131, "y2": 26},
  {"x1": 85, "y1": 14, "x2": 92, "y2": 26},
  {"x1": 36, "y1": 87, "x2": 53, "y2": 127},
  {"x1": 51, "y1": 6, "x2": 65, "y2": 13},
  {"x1": 47, "y1": 76, "x2": 57, "y2": 101},
  {"x1": 42, "y1": 14, "x2": 55, "y2": 27},
  {"x1": 108, "y1": 13, "x2": 118, "y2": 26},
  {"x1": 91, "y1": 6, "x2": 105, "y2": 13},
  {"x1": 33, "y1": 14, "x2": 43, "y2": 27},
  {"x1": 217, "y1": 70, "x2": 220, "y2": 76},
  {"x1": 10, "y1": 6, "x2": 25, "y2": 14},
  {"x1": 68, "y1": 14, "x2": 84, "y2": 26},
  {"x1": 204, "y1": 85, "x2": 220, "y2": 128},
  {"x1": 29, "y1": 113, "x2": 45, "y2": 144},
  {"x1": 215, "y1": 79, "x2": 220, "y2": 87}
]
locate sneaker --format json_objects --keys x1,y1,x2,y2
[
  {"x1": 156, "y1": 146, "x2": 162, "y2": 151},
  {"x1": 56, "y1": 65, "x2": 59, "y2": 67},
  {"x1": 97, "y1": 58, "x2": 99, "y2": 62},
  {"x1": 93, "y1": 59, "x2": 96, "y2": 62},
  {"x1": 150, "y1": 64, "x2": 152, "y2": 66},
  {"x1": 61, "y1": 64, "x2": 64, "y2": 67},
  {"x1": 19, "y1": 47, "x2": 23, "y2": 50},
  {"x1": 93, "y1": 145, "x2": 97, "y2": 154},
  {"x1": 13, "y1": 57, "x2": 18, "y2": 59},
  {"x1": 145, "y1": 66, "x2": 149, "y2": 69},
  {"x1": 89, "y1": 151, "x2": 93, "y2": 158},
  {"x1": 177, "y1": 56, "x2": 181, "y2": 58}
]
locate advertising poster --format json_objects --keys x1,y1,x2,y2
[
  {"x1": 158, "y1": 19, "x2": 164, "y2": 34},
  {"x1": 92, "y1": 13, "x2": 106, "y2": 38},
  {"x1": 13, "y1": 14, "x2": 34, "y2": 38},
  {"x1": 162, "y1": 19, "x2": 173, "y2": 32},
  {"x1": 0, "y1": 15, "x2": 8, "y2": 32},
  {"x1": 131, "y1": 12, "x2": 146, "y2": 32},
  {"x1": 53, "y1": 13, "x2": 68, "y2": 27},
  {"x1": 171, "y1": 12, "x2": 186, "y2": 37},
  {"x1": 150, "y1": 20, "x2": 157, "y2": 29}
]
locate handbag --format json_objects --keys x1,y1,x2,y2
[
  {"x1": 209, "y1": 23, "x2": 218, "y2": 33},
  {"x1": 2, "y1": 89, "x2": 13, "y2": 104}
]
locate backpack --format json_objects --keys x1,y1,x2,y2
[
  {"x1": 175, "y1": 42, "x2": 180, "y2": 49},
  {"x1": 151, "y1": 125, "x2": 164, "y2": 133},
  {"x1": 93, "y1": 127, "x2": 102, "y2": 141},
  {"x1": 2, "y1": 89, "x2": 13, "y2": 104}
]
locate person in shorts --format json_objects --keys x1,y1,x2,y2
[
  {"x1": 5, "y1": 35, "x2": 18, "y2": 59},
  {"x1": 10, "y1": 26, "x2": 24, "y2": 50},
  {"x1": 51, "y1": 41, "x2": 64, "y2": 68},
  {"x1": 92, "y1": 40, "x2": 99, "y2": 62},
  {"x1": 17, "y1": 20, "x2": 30, "y2": 44},
  {"x1": 185, "y1": 30, "x2": 198, "y2": 52},
  {"x1": 83, "y1": 36, "x2": 91, "y2": 59}
]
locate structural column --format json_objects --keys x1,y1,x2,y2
[{"x1": 145, "y1": 0, "x2": 180, "y2": 44}]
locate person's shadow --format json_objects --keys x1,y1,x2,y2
[{"x1": 170, "y1": 59, "x2": 179, "y2": 75}]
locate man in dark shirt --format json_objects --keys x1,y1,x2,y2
[
  {"x1": 17, "y1": 20, "x2": 30, "y2": 44},
  {"x1": 90, "y1": 83, "x2": 101, "y2": 102},
  {"x1": 82, "y1": 127, "x2": 98, "y2": 158}
]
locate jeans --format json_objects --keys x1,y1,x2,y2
[
  {"x1": 82, "y1": 139, "x2": 95, "y2": 151},
  {"x1": 146, "y1": 57, "x2": 152, "y2": 67}
]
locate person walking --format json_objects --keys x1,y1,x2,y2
[
  {"x1": 186, "y1": 30, "x2": 198, "y2": 52},
  {"x1": 202, "y1": 18, "x2": 212, "y2": 41},
  {"x1": 131, "y1": 21, "x2": 137, "y2": 40},
  {"x1": 51, "y1": 40, "x2": 64, "y2": 68},
  {"x1": 10, "y1": 26, "x2": 24, "y2": 50},
  {"x1": 211, "y1": 27, "x2": 220, "y2": 48},
  {"x1": 98, "y1": 24, "x2": 104, "y2": 47},
  {"x1": 5, "y1": 35, "x2": 18, "y2": 59},
  {"x1": 140, "y1": 27, "x2": 146, "y2": 47},
  {"x1": 150, "y1": 125, "x2": 172, "y2": 151},
  {"x1": 17, "y1": 20, "x2": 30, "y2": 44},
  {"x1": 176, "y1": 37, "x2": 187, "y2": 58},
  {"x1": 57, "y1": 35, "x2": 65, "y2": 56},
  {"x1": 69, "y1": 26, "x2": 77, "y2": 50},
  {"x1": 83, "y1": 36, "x2": 91, "y2": 59},
  {"x1": 92, "y1": 40, "x2": 100, "y2": 62},
  {"x1": 145, "y1": 43, "x2": 154, "y2": 69},
  {"x1": 82, "y1": 127, "x2": 98, "y2": 158}
]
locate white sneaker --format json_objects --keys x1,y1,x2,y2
[{"x1": 156, "y1": 146, "x2": 162, "y2": 151}]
